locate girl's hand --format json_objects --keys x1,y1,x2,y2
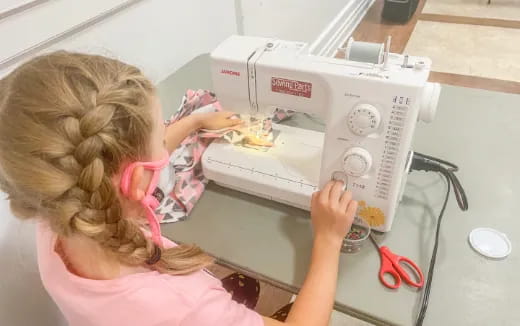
[
  {"x1": 310, "y1": 180, "x2": 358, "y2": 247},
  {"x1": 194, "y1": 111, "x2": 243, "y2": 130}
]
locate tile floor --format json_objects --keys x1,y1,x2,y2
[
  {"x1": 405, "y1": 20, "x2": 520, "y2": 82},
  {"x1": 422, "y1": 0, "x2": 520, "y2": 21}
]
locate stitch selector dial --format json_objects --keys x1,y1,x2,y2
[
  {"x1": 343, "y1": 147, "x2": 372, "y2": 177},
  {"x1": 348, "y1": 104, "x2": 381, "y2": 136}
]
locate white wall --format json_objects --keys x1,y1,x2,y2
[
  {"x1": 238, "y1": 0, "x2": 351, "y2": 43},
  {"x1": 237, "y1": 0, "x2": 374, "y2": 56},
  {"x1": 0, "y1": 0, "x2": 375, "y2": 81},
  {"x1": 0, "y1": 0, "x2": 237, "y2": 83},
  {"x1": 0, "y1": 0, "x2": 132, "y2": 63},
  {"x1": 0, "y1": 0, "x2": 38, "y2": 13}
]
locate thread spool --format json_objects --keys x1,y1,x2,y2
[{"x1": 344, "y1": 38, "x2": 384, "y2": 64}]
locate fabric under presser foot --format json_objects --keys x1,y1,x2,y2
[{"x1": 201, "y1": 113, "x2": 276, "y2": 150}]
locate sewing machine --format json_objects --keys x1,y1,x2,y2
[{"x1": 202, "y1": 35, "x2": 440, "y2": 232}]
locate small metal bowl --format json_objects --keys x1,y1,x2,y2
[{"x1": 341, "y1": 216, "x2": 371, "y2": 254}]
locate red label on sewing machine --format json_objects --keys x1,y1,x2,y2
[{"x1": 271, "y1": 77, "x2": 312, "y2": 98}]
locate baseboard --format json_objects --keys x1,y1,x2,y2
[{"x1": 309, "y1": 0, "x2": 375, "y2": 57}]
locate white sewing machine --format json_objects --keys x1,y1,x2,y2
[{"x1": 202, "y1": 35, "x2": 440, "y2": 232}]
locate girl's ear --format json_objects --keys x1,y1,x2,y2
[{"x1": 129, "y1": 166, "x2": 145, "y2": 201}]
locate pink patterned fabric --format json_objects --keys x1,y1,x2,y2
[
  {"x1": 159, "y1": 90, "x2": 220, "y2": 223},
  {"x1": 158, "y1": 90, "x2": 293, "y2": 223}
]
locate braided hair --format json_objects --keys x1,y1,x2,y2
[{"x1": 0, "y1": 52, "x2": 212, "y2": 274}]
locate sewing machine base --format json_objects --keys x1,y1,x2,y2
[{"x1": 202, "y1": 124, "x2": 322, "y2": 210}]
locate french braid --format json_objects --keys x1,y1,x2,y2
[{"x1": 0, "y1": 52, "x2": 212, "y2": 274}]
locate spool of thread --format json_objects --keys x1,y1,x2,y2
[{"x1": 345, "y1": 38, "x2": 384, "y2": 64}]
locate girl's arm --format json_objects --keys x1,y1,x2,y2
[
  {"x1": 263, "y1": 181, "x2": 358, "y2": 326},
  {"x1": 164, "y1": 115, "x2": 200, "y2": 154},
  {"x1": 164, "y1": 111, "x2": 242, "y2": 154}
]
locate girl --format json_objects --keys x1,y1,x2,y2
[{"x1": 0, "y1": 52, "x2": 358, "y2": 326}]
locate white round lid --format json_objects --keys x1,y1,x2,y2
[{"x1": 469, "y1": 228, "x2": 511, "y2": 259}]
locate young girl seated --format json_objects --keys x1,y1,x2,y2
[{"x1": 0, "y1": 52, "x2": 357, "y2": 326}]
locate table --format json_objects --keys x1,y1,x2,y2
[{"x1": 156, "y1": 54, "x2": 519, "y2": 326}]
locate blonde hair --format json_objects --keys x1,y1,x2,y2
[{"x1": 0, "y1": 51, "x2": 212, "y2": 274}]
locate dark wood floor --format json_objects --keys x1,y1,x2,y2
[{"x1": 352, "y1": 0, "x2": 428, "y2": 54}]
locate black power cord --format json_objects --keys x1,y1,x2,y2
[{"x1": 409, "y1": 152, "x2": 469, "y2": 326}]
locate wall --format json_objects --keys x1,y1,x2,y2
[
  {"x1": 238, "y1": 0, "x2": 349, "y2": 43},
  {"x1": 0, "y1": 0, "x2": 376, "y2": 81},
  {"x1": 0, "y1": 0, "x2": 133, "y2": 65},
  {"x1": 237, "y1": 0, "x2": 374, "y2": 56},
  {"x1": 0, "y1": 0, "x2": 237, "y2": 83}
]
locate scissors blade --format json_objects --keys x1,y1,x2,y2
[{"x1": 369, "y1": 234, "x2": 379, "y2": 249}]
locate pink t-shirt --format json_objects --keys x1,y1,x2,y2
[{"x1": 36, "y1": 222, "x2": 263, "y2": 326}]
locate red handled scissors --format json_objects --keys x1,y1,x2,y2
[{"x1": 369, "y1": 235, "x2": 424, "y2": 290}]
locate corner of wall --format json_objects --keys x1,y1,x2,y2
[{"x1": 308, "y1": 0, "x2": 375, "y2": 57}]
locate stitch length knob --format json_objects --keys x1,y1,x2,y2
[{"x1": 343, "y1": 147, "x2": 372, "y2": 177}]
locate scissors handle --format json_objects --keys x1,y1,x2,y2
[
  {"x1": 379, "y1": 265, "x2": 401, "y2": 289},
  {"x1": 394, "y1": 255, "x2": 424, "y2": 288},
  {"x1": 379, "y1": 246, "x2": 424, "y2": 289}
]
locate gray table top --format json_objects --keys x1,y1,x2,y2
[{"x1": 157, "y1": 54, "x2": 519, "y2": 326}]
